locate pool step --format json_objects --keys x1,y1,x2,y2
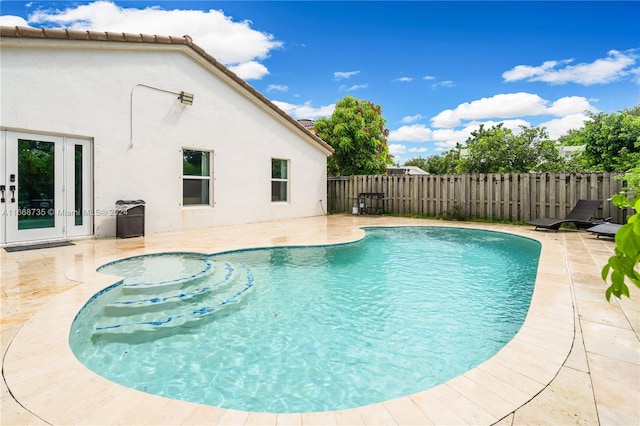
[
  {"x1": 93, "y1": 262, "x2": 255, "y2": 338},
  {"x1": 103, "y1": 262, "x2": 237, "y2": 316},
  {"x1": 119, "y1": 258, "x2": 215, "y2": 295}
]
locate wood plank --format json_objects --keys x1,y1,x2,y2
[{"x1": 558, "y1": 173, "x2": 567, "y2": 219}]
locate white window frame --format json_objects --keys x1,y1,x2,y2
[
  {"x1": 271, "y1": 158, "x2": 289, "y2": 203},
  {"x1": 182, "y1": 148, "x2": 212, "y2": 207}
]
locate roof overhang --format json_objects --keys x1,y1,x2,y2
[{"x1": 0, "y1": 26, "x2": 334, "y2": 156}]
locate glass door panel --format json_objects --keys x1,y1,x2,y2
[
  {"x1": 5, "y1": 132, "x2": 64, "y2": 243},
  {"x1": 17, "y1": 139, "x2": 56, "y2": 230},
  {"x1": 74, "y1": 144, "x2": 84, "y2": 226},
  {"x1": 66, "y1": 138, "x2": 92, "y2": 238}
]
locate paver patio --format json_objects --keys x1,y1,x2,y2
[{"x1": 1, "y1": 215, "x2": 638, "y2": 425}]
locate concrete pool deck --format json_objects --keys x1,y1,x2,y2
[{"x1": 1, "y1": 215, "x2": 638, "y2": 425}]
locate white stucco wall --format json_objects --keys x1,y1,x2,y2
[{"x1": 1, "y1": 39, "x2": 330, "y2": 238}]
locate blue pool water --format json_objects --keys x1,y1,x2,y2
[{"x1": 69, "y1": 226, "x2": 540, "y2": 413}]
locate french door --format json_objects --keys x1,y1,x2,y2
[{"x1": 1, "y1": 131, "x2": 92, "y2": 244}]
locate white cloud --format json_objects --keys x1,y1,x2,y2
[
  {"x1": 538, "y1": 113, "x2": 591, "y2": 139},
  {"x1": 430, "y1": 93, "x2": 598, "y2": 129},
  {"x1": 388, "y1": 124, "x2": 433, "y2": 142},
  {"x1": 502, "y1": 60, "x2": 568, "y2": 81},
  {"x1": 340, "y1": 84, "x2": 368, "y2": 92},
  {"x1": 393, "y1": 77, "x2": 413, "y2": 83},
  {"x1": 423, "y1": 75, "x2": 436, "y2": 80},
  {"x1": 434, "y1": 141, "x2": 456, "y2": 151},
  {"x1": 408, "y1": 147, "x2": 428, "y2": 153},
  {"x1": 334, "y1": 70, "x2": 360, "y2": 80},
  {"x1": 21, "y1": 1, "x2": 282, "y2": 80},
  {"x1": 631, "y1": 67, "x2": 640, "y2": 84},
  {"x1": 430, "y1": 126, "x2": 476, "y2": 150},
  {"x1": 546, "y1": 96, "x2": 596, "y2": 116},
  {"x1": 503, "y1": 50, "x2": 638, "y2": 85},
  {"x1": 400, "y1": 114, "x2": 424, "y2": 123},
  {"x1": 266, "y1": 84, "x2": 288, "y2": 92},
  {"x1": 0, "y1": 15, "x2": 29, "y2": 26},
  {"x1": 491, "y1": 119, "x2": 532, "y2": 133},
  {"x1": 228, "y1": 61, "x2": 269, "y2": 80},
  {"x1": 271, "y1": 100, "x2": 335, "y2": 119},
  {"x1": 434, "y1": 140, "x2": 457, "y2": 153},
  {"x1": 389, "y1": 144, "x2": 408, "y2": 157},
  {"x1": 431, "y1": 92, "x2": 551, "y2": 127},
  {"x1": 391, "y1": 145, "x2": 428, "y2": 162},
  {"x1": 431, "y1": 80, "x2": 455, "y2": 89}
]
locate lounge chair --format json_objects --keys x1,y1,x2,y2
[
  {"x1": 587, "y1": 222, "x2": 622, "y2": 239},
  {"x1": 528, "y1": 199, "x2": 603, "y2": 231}
]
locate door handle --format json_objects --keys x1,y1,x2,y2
[
  {"x1": 9, "y1": 185, "x2": 15, "y2": 203},
  {"x1": 0, "y1": 185, "x2": 5, "y2": 203}
]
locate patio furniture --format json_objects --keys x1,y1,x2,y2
[
  {"x1": 587, "y1": 222, "x2": 622, "y2": 239},
  {"x1": 528, "y1": 199, "x2": 603, "y2": 231}
]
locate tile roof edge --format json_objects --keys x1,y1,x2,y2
[
  {"x1": 0, "y1": 25, "x2": 192, "y2": 44},
  {"x1": 0, "y1": 25, "x2": 334, "y2": 155}
]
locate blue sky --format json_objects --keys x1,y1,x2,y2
[{"x1": 1, "y1": 1, "x2": 639, "y2": 164}]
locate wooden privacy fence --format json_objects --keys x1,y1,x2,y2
[{"x1": 327, "y1": 173, "x2": 631, "y2": 224}]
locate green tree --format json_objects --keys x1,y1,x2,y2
[
  {"x1": 603, "y1": 165, "x2": 640, "y2": 300},
  {"x1": 517, "y1": 126, "x2": 563, "y2": 172},
  {"x1": 405, "y1": 148, "x2": 461, "y2": 174},
  {"x1": 403, "y1": 157, "x2": 428, "y2": 173},
  {"x1": 456, "y1": 124, "x2": 564, "y2": 173},
  {"x1": 436, "y1": 148, "x2": 464, "y2": 174},
  {"x1": 555, "y1": 130, "x2": 593, "y2": 172},
  {"x1": 556, "y1": 150, "x2": 591, "y2": 173},
  {"x1": 558, "y1": 128, "x2": 588, "y2": 147},
  {"x1": 314, "y1": 96, "x2": 393, "y2": 176},
  {"x1": 456, "y1": 124, "x2": 511, "y2": 173},
  {"x1": 575, "y1": 109, "x2": 640, "y2": 171},
  {"x1": 624, "y1": 104, "x2": 640, "y2": 117}
]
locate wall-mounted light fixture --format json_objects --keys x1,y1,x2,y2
[
  {"x1": 130, "y1": 84, "x2": 195, "y2": 148},
  {"x1": 179, "y1": 91, "x2": 194, "y2": 105}
]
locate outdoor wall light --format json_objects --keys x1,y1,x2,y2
[
  {"x1": 130, "y1": 83, "x2": 196, "y2": 148},
  {"x1": 179, "y1": 91, "x2": 194, "y2": 105}
]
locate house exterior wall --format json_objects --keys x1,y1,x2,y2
[{"x1": 1, "y1": 39, "x2": 330, "y2": 238}]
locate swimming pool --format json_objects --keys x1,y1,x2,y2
[{"x1": 69, "y1": 226, "x2": 540, "y2": 413}]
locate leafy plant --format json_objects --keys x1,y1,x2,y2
[
  {"x1": 603, "y1": 166, "x2": 640, "y2": 300},
  {"x1": 582, "y1": 110, "x2": 640, "y2": 172},
  {"x1": 314, "y1": 96, "x2": 393, "y2": 176}
]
